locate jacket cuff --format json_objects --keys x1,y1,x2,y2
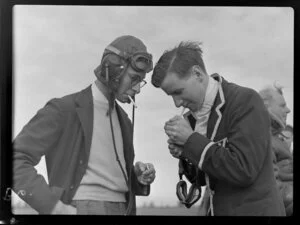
[
  {"x1": 182, "y1": 132, "x2": 214, "y2": 170},
  {"x1": 136, "y1": 183, "x2": 150, "y2": 196},
  {"x1": 17, "y1": 185, "x2": 65, "y2": 214},
  {"x1": 132, "y1": 171, "x2": 150, "y2": 196}
]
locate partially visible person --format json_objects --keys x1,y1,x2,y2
[
  {"x1": 13, "y1": 35, "x2": 156, "y2": 215},
  {"x1": 259, "y1": 85, "x2": 293, "y2": 216},
  {"x1": 282, "y1": 124, "x2": 293, "y2": 154},
  {"x1": 151, "y1": 41, "x2": 285, "y2": 216}
]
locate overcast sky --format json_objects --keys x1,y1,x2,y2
[{"x1": 12, "y1": 6, "x2": 293, "y2": 208}]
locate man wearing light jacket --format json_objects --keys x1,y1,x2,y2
[{"x1": 151, "y1": 41, "x2": 285, "y2": 216}]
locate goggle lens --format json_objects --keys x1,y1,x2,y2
[
  {"x1": 131, "y1": 54, "x2": 153, "y2": 73},
  {"x1": 104, "y1": 45, "x2": 153, "y2": 73}
]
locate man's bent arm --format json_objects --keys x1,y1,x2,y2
[
  {"x1": 13, "y1": 99, "x2": 64, "y2": 214},
  {"x1": 181, "y1": 90, "x2": 270, "y2": 187}
]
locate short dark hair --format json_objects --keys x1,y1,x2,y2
[{"x1": 151, "y1": 41, "x2": 207, "y2": 88}]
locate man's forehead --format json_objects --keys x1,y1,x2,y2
[
  {"x1": 161, "y1": 72, "x2": 182, "y2": 94},
  {"x1": 273, "y1": 92, "x2": 286, "y2": 104}
]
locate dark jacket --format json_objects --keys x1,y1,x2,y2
[
  {"x1": 271, "y1": 119, "x2": 293, "y2": 216},
  {"x1": 181, "y1": 74, "x2": 285, "y2": 216},
  {"x1": 13, "y1": 85, "x2": 149, "y2": 214}
]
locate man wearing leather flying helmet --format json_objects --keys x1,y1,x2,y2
[
  {"x1": 94, "y1": 35, "x2": 153, "y2": 105},
  {"x1": 13, "y1": 35, "x2": 156, "y2": 215}
]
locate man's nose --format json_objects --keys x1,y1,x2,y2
[
  {"x1": 286, "y1": 106, "x2": 291, "y2": 114},
  {"x1": 173, "y1": 97, "x2": 182, "y2": 108},
  {"x1": 132, "y1": 83, "x2": 141, "y2": 94}
]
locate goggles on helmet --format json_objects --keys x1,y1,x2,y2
[
  {"x1": 176, "y1": 180, "x2": 201, "y2": 208},
  {"x1": 105, "y1": 45, "x2": 153, "y2": 73},
  {"x1": 176, "y1": 159, "x2": 203, "y2": 208}
]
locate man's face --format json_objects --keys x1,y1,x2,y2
[
  {"x1": 268, "y1": 92, "x2": 290, "y2": 125},
  {"x1": 160, "y1": 67, "x2": 207, "y2": 112},
  {"x1": 115, "y1": 66, "x2": 146, "y2": 103}
]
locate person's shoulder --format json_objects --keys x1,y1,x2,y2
[
  {"x1": 226, "y1": 80, "x2": 260, "y2": 101},
  {"x1": 223, "y1": 80, "x2": 264, "y2": 109},
  {"x1": 46, "y1": 85, "x2": 92, "y2": 111},
  {"x1": 237, "y1": 85, "x2": 260, "y2": 100}
]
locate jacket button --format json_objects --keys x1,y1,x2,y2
[
  {"x1": 79, "y1": 160, "x2": 83, "y2": 165},
  {"x1": 70, "y1": 185, "x2": 74, "y2": 189}
]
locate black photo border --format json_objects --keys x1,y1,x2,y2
[{"x1": 1, "y1": 0, "x2": 298, "y2": 224}]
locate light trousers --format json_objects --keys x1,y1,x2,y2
[{"x1": 71, "y1": 200, "x2": 127, "y2": 215}]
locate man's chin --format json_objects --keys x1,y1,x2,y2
[{"x1": 188, "y1": 105, "x2": 197, "y2": 112}]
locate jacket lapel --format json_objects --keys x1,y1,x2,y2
[
  {"x1": 115, "y1": 103, "x2": 135, "y2": 210},
  {"x1": 75, "y1": 85, "x2": 94, "y2": 158},
  {"x1": 207, "y1": 74, "x2": 226, "y2": 141},
  {"x1": 115, "y1": 103, "x2": 134, "y2": 174},
  {"x1": 75, "y1": 87, "x2": 134, "y2": 169}
]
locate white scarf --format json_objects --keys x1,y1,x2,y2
[{"x1": 192, "y1": 76, "x2": 219, "y2": 136}]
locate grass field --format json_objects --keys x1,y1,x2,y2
[
  {"x1": 12, "y1": 205, "x2": 199, "y2": 216},
  {"x1": 137, "y1": 206, "x2": 199, "y2": 216}
]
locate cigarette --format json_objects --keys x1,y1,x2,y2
[
  {"x1": 128, "y1": 95, "x2": 137, "y2": 108},
  {"x1": 181, "y1": 107, "x2": 186, "y2": 117}
]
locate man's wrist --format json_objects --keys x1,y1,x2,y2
[{"x1": 185, "y1": 131, "x2": 195, "y2": 143}]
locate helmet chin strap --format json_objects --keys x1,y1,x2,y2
[
  {"x1": 131, "y1": 95, "x2": 136, "y2": 137},
  {"x1": 104, "y1": 63, "x2": 116, "y2": 116}
]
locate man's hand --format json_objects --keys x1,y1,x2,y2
[
  {"x1": 134, "y1": 161, "x2": 156, "y2": 185},
  {"x1": 164, "y1": 115, "x2": 193, "y2": 146},
  {"x1": 168, "y1": 138, "x2": 183, "y2": 159},
  {"x1": 50, "y1": 200, "x2": 77, "y2": 214}
]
